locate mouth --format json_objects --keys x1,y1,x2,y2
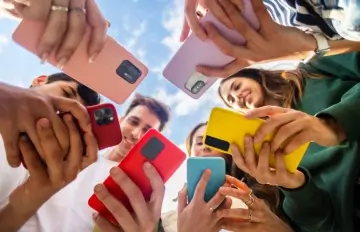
[{"x1": 123, "y1": 136, "x2": 136, "y2": 147}]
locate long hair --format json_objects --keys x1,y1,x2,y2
[
  {"x1": 186, "y1": 122, "x2": 285, "y2": 218},
  {"x1": 218, "y1": 68, "x2": 308, "y2": 108}
]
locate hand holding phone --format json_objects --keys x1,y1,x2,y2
[{"x1": 88, "y1": 129, "x2": 186, "y2": 225}]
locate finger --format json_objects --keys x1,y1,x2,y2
[
  {"x1": 180, "y1": 14, "x2": 191, "y2": 42},
  {"x1": 217, "y1": 208, "x2": 251, "y2": 220},
  {"x1": 86, "y1": 0, "x2": 108, "y2": 62},
  {"x1": 63, "y1": 114, "x2": 83, "y2": 182},
  {"x1": 208, "y1": 0, "x2": 234, "y2": 29},
  {"x1": 257, "y1": 142, "x2": 275, "y2": 184},
  {"x1": 37, "y1": 0, "x2": 70, "y2": 61},
  {"x1": 19, "y1": 135, "x2": 47, "y2": 182},
  {"x1": 283, "y1": 132, "x2": 309, "y2": 155},
  {"x1": 55, "y1": 0, "x2": 87, "y2": 68},
  {"x1": 143, "y1": 162, "x2": 165, "y2": 218},
  {"x1": 225, "y1": 175, "x2": 251, "y2": 192},
  {"x1": 208, "y1": 191, "x2": 226, "y2": 210},
  {"x1": 254, "y1": 112, "x2": 297, "y2": 144},
  {"x1": 177, "y1": 185, "x2": 188, "y2": 214},
  {"x1": 230, "y1": 143, "x2": 250, "y2": 174},
  {"x1": 275, "y1": 151, "x2": 288, "y2": 182},
  {"x1": 109, "y1": 167, "x2": 151, "y2": 223},
  {"x1": 218, "y1": 196, "x2": 233, "y2": 210},
  {"x1": 229, "y1": 0, "x2": 244, "y2": 11},
  {"x1": 2, "y1": 131, "x2": 22, "y2": 167},
  {"x1": 37, "y1": 118, "x2": 65, "y2": 187},
  {"x1": 243, "y1": 135, "x2": 257, "y2": 174},
  {"x1": 81, "y1": 130, "x2": 98, "y2": 170},
  {"x1": 251, "y1": 0, "x2": 274, "y2": 27},
  {"x1": 271, "y1": 119, "x2": 303, "y2": 152},
  {"x1": 197, "y1": 58, "x2": 250, "y2": 78},
  {"x1": 51, "y1": 97, "x2": 91, "y2": 133},
  {"x1": 194, "y1": 169, "x2": 211, "y2": 201},
  {"x1": 222, "y1": 218, "x2": 259, "y2": 231},
  {"x1": 93, "y1": 213, "x2": 118, "y2": 232},
  {"x1": 219, "y1": 186, "x2": 261, "y2": 210},
  {"x1": 245, "y1": 106, "x2": 290, "y2": 119},
  {"x1": 184, "y1": 0, "x2": 207, "y2": 41},
  {"x1": 94, "y1": 184, "x2": 135, "y2": 231}
]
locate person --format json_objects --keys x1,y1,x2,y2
[
  {"x1": 0, "y1": 92, "x2": 171, "y2": 232},
  {"x1": 0, "y1": 72, "x2": 101, "y2": 231},
  {"x1": 217, "y1": 52, "x2": 360, "y2": 231},
  {"x1": 1, "y1": 0, "x2": 108, "y2": 67},
  {"x1": 180, "y1": 0, "x2": 360, "y2": 77}
]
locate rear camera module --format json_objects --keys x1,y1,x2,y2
[
  {"x1": 191, "y1": 80, "x2": 205, "y2": 94},
  {"x1": 94, "y1": 107, "x2": 114, "y2": 126},
  {"x1": 116, "y1": 60, "x2": 142, "y2": 84}
]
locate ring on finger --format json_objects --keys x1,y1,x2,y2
[
  {"x1": 70, "y1": 7, "x2": 87, "y2": 14},
  {"x1": 51, "y1": 5, "x2": 69, "y2": 12},
  {"x1": 245, "y1": 190, "x2": 255, "y2": 207},
  {"x1": 248, "y1": 209, "x2": 253, "y2": 221}
]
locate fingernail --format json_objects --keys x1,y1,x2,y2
[
  {"x1": 39, "y1": 119, "x2": 50, "y2": 128},
  {"x1": 94, "y1": 184, "x2": 103, "y2": 192},
  {"x1": 143, "y1": 162, "x2": 152, "y2": 170},
  {"x1": 40, "y1": 53, "x2": 48, "y2": 64},
  {"x1": 57, "y1": 57, "x2": 68, "y2": 70},
  {"x1": 110, "y1": 167, "x2": 121, "y2": 176},
  {"x1": 245, "y1": 135, "x2": 251, "y2": 143},
  {"x1": 89, "y1": 53, "x2": 98, "y2": 63},
  {"x1": 92, "y1": 212, "x2": 99, "y2": 220}
]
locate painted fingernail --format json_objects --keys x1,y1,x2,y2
[
  {"x1": 40, "y1": 53, "x2": 48, "y2": 64},
  {"x1": 94, "y1": 184, "x2": 103, "y2": 192},
  {"x1": 57, "y1": 57, "x2": 68, "y2": 70},
  {"x1": 89, "y1": 53, "x2": 98, "y2": 63}
]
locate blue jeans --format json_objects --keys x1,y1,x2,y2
[{"x1": 310, "y1": 0, "x2": 360, "y2": 41}]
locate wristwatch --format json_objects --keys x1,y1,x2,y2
[{"x1": 311, "y1": 32, "x2": 330, "y2": 55}]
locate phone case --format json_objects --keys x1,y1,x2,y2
[
  {"x1": 86, "y1": 103, "x2": 122, "y2": 150},
  {"x1": 88, "y1": 128, "x2": 186, "y2": 225},
  {"x1": 187, "y1": 157, "x2": 225, "y2": 203},
  {"x1": 12, "y1": 20, "x2": 148, "y2": 104},
  {"x1": 162, "y1": 0, "x2": 259, "y2": 99},
  {"x1": 204, "y1": 107, "x2": 310, "y2": 173}
]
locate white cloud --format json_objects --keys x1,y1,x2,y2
[
  {"x1": 0, "y1": 35, "x2": 8, "y2": 54},
  {"x1": 123, "y1": 20, "x2": 148, "y2": 65}
]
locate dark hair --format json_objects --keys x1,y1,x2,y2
[
  {"x1": 125, "y1": 94, "x2": 171, "y2": 131},
  {"x1": 30, "y1": 73, "x2": 101, "y2": 106},
  {"x1": 218, "y1": 68, "x2": 307, "y2": 108},
  {"x1": 186, "y1": 122, "x2": 285, "y2": 218}
]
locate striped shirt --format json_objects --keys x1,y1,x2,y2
[{"x1": 263, "y1": 0, "x2": 342, "y2": 40}]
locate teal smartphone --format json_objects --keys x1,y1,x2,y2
[{"x1": 186, "y1": 157, "x2": 226, "y2": 202}]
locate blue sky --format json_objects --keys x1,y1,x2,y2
[{"x1": 0, "y1": 0, "x2": 300, "y2": 212}]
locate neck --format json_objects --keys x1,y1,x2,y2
[{"x1": 105, "y1": 148, "x2": 125, "y2": 163}]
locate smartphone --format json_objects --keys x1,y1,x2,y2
[
  {"x1": 204, "y1": 107, "x2": 310, "y2": 173},
  {"x1": 187, "y1": 157, "x2": 226, "y2": 202},
  {"x1": 21, "y1": 103, "x2": 122, "y2": 169},
  {"x1": 162, "y1": 1, "x2": 259, "y2": 99},
  {"x1": 88, "y1": 128, "x2": 186, "y2": 226},
  {"x1": 12, "y1": 20, "x2": 148, "y2": 104}
]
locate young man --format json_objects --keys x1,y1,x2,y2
[{"x1": 0, "y1": 90, "x2": 171, "y2": 231}]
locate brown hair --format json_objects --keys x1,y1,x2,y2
[
  {"x1": 218, "y1": 68, "x2": 307, "y2": 108},
  {"x1": 186, "y1": 122, "x2": 284, "y2": 218},
  {"x1": 125, "y1": 94, "x2": 171, "y2": 131}
]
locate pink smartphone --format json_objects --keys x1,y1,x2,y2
[
  {"x1": 162, "y1": 1, "x2": 259, "y2": 99},
  {"x1": 12, "y1": 20, "x2": 148, "y2": 104}
]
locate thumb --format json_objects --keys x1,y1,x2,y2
[
  {"x1": 15, "y1": 0, "x2": 51, "y2": 20},
  {"x1": 177, "y1": 184, "x2": 188, "y2": 213}
]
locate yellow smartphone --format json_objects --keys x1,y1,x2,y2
[{"x1": 203, "y1": 107, "x2": 309, "y2": 173}]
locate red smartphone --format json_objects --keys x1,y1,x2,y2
[
  {"x1": 21, "y1": 103, "x2": 122, "y2": 168},
  {"x1": 88, "y1": 128, "x2": 186, "y2": 225}
]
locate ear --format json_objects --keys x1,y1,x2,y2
[{"x1": 31, "y1": 75, "x2": 48, "y2": 87}]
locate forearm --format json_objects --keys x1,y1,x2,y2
[{"x1": 0, "y1": 203, "x2": 38, "y2": 232}]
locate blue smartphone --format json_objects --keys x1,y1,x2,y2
[{"x1": 187, "y1": 157, "x2": 226, "y2": 202}]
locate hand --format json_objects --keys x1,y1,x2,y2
[
  {"x1": 196, "y1": 0, "x2": 317, "y2": 78},
  {"x1": 6, "y1": 0, "x2": 107, "y2": 66},
  {"x1": 218, "y1": 176, "x2": 294, "y2": 232},
  {"x1": 8, "y1": 115, "x2": 95, "y2": 213},
  {"x1": 245, "y1": 106, "x2": 344, "y2": 154},
  {"x1": 180, "y1": 0, "x2": 240, "y2": 42},
  {"x1": 92, "y1": 163, "x2": 164, "y2": 232},
  {"x1": 0, "y1": 83, "x2": 94, "y2": 168},
  {"x1": 231, "y1": 139, "x2": 306, "y2": 189},
  {"x1": 177, "y1": 169, "x2": 232, "y2": 232}
]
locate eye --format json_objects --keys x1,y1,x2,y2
[
  {"x1": 62, "y1": 89, "x2": 71, "y2": 98},
  {"x1": 128, "y1": 119, "x2": 139, "y2": 126},
  {"x1": 234, "y1": 83, "x2": 241, "y2": 91}
]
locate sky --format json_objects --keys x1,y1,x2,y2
[{"x1": 0, "y1": 0, "x2": 299, "y2": 213}]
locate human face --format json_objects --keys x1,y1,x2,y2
[
  {"x1": 219, "y1": 77, "x2": 265, "y2": 112},
  {"x1": 190, "y1": 125, "x2": 226, "y2": 158},
  {"x1": 113, "y1": 105, "x2": 162, "y2": 159},
  {"x1": 33, "y1": 80, "x2": 85, "y2": 105}
]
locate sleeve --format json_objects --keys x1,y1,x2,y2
[
  {"x1": 279, "y1": 168, "x2": 337, "y2": 232},
  {"x1": 306, "y1": 52, "x2": 360, "y2": 141}
]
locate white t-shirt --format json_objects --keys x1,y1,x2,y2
[{"x1": 0, "y1": 139, "x2": 117, "y2": 232}]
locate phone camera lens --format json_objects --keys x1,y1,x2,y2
[
  {"x1": 94, "y1": 109, "x2": 103, "y2": 118},
  {"x1": 103, "y1": 108, "x2": 113, "y2": 117}
]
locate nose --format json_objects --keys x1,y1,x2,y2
[
  {"x1": 202, "y1": 145, "x2": 212, "y2": 154},
  {"x1": 131, "y1": 127, "x2": 142, "y2": 141}
]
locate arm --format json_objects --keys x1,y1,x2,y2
[{"x1": 280, "y1": 168, "x2": 336, "y2": 232}]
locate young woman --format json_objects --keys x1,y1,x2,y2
[{"x1": 217, "y1": 52, "x2": 360, "y2": 232}]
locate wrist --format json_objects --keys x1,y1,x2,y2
[
  {"x1": 319, "y1": 117, "x2": 347, "y2": 144},
  {"x1": 283, "y1": 171, "x2": 306, "y2": 189}
]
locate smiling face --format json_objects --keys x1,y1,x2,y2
[
  {"x1": 111, "y1": 105, "x2": 162, "y2": 161},
  {"x1": 219, "y1": 76, "x2": 265, "y2": 112}
]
